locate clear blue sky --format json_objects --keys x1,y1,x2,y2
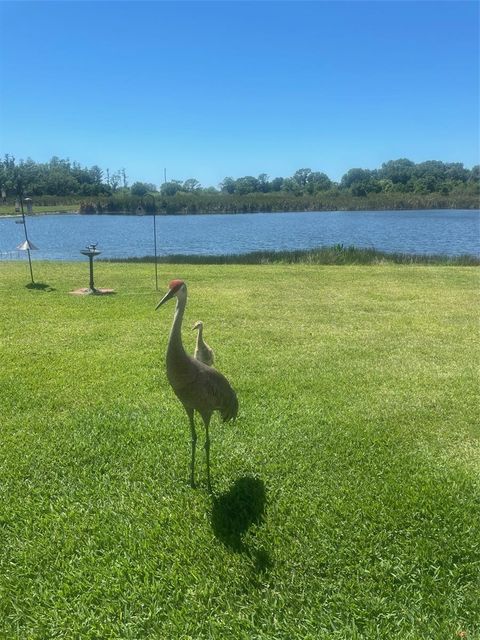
[{"x1": 0, "y1": 1, "x2": 478, "y2": 187}]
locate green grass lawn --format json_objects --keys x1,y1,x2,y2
[
  {"x1": 0, "y1": 204, "x2": 79, "y2": 216},
  {"x1": 0, "y1": 260, "x2": 479, "y2": 639}
]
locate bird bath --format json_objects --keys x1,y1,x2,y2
[{"x1": 70, "y1": 243, "x2": 115, "y2": 296}]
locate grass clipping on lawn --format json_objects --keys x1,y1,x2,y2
[{"x1": 0, "y1": 261, "x2": 479, "y2": 639}]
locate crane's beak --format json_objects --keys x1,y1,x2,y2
[{"x1": 155, "y1": 288, "x2": 175, "y2": 310}]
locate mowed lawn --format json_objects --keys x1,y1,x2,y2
[{"x1": 0, "y1": 260, "x2": 479, "y2": 639}]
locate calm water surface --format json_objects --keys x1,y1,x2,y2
[{"x1": 0, "y1": 209, "x2": 478, "y2": 260}]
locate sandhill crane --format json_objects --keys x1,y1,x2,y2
[
  {"x1": 156, "y1": 279, "x2": 238, "y2": 491},
  {"x1": 192, "y1": 320, "x2": 215, "y2": 366}
]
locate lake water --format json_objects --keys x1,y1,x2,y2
[{"x1": 0, "y1": 209, "x2": 479, "y2": 261}]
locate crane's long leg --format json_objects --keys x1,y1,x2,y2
[
  {"x1": 186, "y1": 407, "x2": 197, "y2": 488},
  {"x1": 202, "y1": 413, "x2": 212, "y2": 493}
]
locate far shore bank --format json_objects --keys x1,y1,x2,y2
[
  {"x1": 1, "y1": 203, "x2": 479, "y2": 218},
  {"x1": 1, "y1": 188, "x2": 479, "y2": 218}
]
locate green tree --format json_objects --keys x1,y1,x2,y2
[
  {"x1": 131, "y1": 182, "x2": 150, "y2": 197},
  {"x1": 220, "y1": 177, "x2": 236, "y2": 194},
  {"x1": 109, "y1": 171, "x2": 122, "y2": 192},
  {"x1": 160, "y1": 180, "x2": 182, "y2": 196},
  {"x1": 340, "y1": 168, "x2": 375, "y2": 189},
  {"x1": 1, "y1": 155, "x2": 36, "y2": 197},
  {"x1": 293, "y1": 168, "x2": 312, "y2": 188},
  {"x1": 183, "y1": 178, "x2": 201, "y2": 192},
  {"x1": 89, "y1": 165, "x2": 104, "y2": 186},
  {"x1": 235, "y1": 176, "x2": 259, "y2": 195},
  {"x1": 270, "y1": 177, "x2": 284, "y2": 192},
  {"x1": 378, "y1": 179, "x2": 394, "y2": 192},
  {"x1": 306, "y1": 171, "x2": 332, "y2": 193},
  {"x1": 257, "y1": 173, "x2": 270, "y2": 193},
  {"x1": 469, "y1": 165, "x2": 479, "y2": 182},
  {"x1": 445, "y1": 162, "x2": 468, "y2": 182},
  {"x1": 378, "y1": 158, "x2": 415, "y2": 184},
  {"x1": 282, "y1": 177, "x2": 302, "y2": 195}
]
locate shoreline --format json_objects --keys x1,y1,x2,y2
[{"x1": 2, "y1": 245, "x2": 479, "y2": 265}]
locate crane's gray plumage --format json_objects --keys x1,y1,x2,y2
[
  {"x1": 156, "y1": 279, "x2": 238, "y2": 490},
  {"x1": 192, "y1": 320, "x2": 215, "y2": 366}
]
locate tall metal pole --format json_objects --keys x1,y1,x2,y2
[
  {"x1": 20, "y1": 196, "x2": 34, "y2": 284},
  {"x1": 153, "y1": 209, "x2": 158, "y2": 291},
  {"x1": 144, "y1": 193, "x2": 158, "y2": 291}
]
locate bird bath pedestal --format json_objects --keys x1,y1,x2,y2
[{"x1": 80, "y1": 244, "x2": 102, "y2": 294}]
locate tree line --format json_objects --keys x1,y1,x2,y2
[{"x1": 1, "y1": 154, "x2": 478, "y2": 211}]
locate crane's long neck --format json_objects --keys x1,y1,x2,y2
[
  {"x1": 167, "y1": 290, "x2": 188, "y2": 362},
  {"x1": 196, "y1": 324, "x2": 204, "y2": 344}
]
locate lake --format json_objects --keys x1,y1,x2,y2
[{"x1": 0, "y1": 209, "x2": 479, "y2": 261}]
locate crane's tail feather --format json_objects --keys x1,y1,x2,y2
[{"x1": 221, "y1": 390, "x2": 238, "y2": 423}]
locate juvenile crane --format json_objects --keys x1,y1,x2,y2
[
  {"x1": 156, "y1": 279, "x2": 238, "y2": 491},
  {"x1": 192, "y1": 320, "x2": 215, "y2": 366}
]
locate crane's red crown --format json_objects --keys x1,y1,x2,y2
[{"x1": 169, "y1": 279, "x2": 185, "y2": 292}]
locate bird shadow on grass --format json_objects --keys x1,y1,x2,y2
[
  {"x1": 25, "y1": 282, "x2": 56, "y2": 292},
  {"x1": 211, "y1": 475, "x2": 273, "y2": 574}
]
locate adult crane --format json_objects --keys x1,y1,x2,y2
[
  {"x1": 156, "y1": 279, "x2": 238, "y2": 491},
  {"x1": 192, "y1": 320, "x2": 215, "y2": 366}
]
